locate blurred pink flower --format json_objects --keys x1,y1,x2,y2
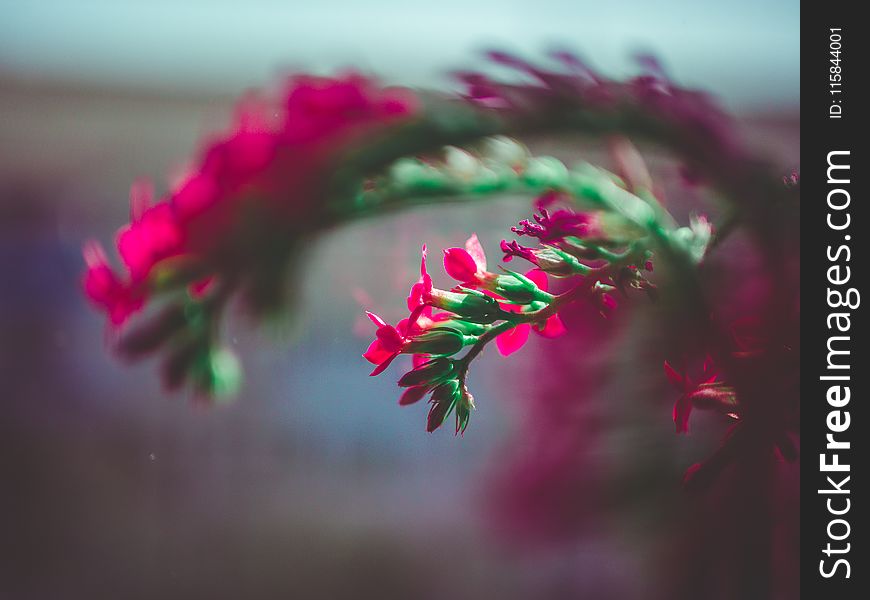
[
  {"x1": 82, "y1": 241, "x2": 144, "y2": 326},
  {"x1": 496, "y1": 268, "x2": 566, "y2": 356},
  {"x1": 664, "y1": 358, "x2": 718, "y2": 433},
  {"x1": 85, "y1": 74, "x2": 419, "y2": 328}
]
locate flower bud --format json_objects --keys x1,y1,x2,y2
[
  {"x1": 186, "y1": 346, "x2": 242, "y2": 398},
  {"x1": 688, "y1": 383, "x2": 738, "y2": 415},
  {"x1": 523, "y1": 156, "x2": 569, "y2": 188},
  {"x1": 117, "y1": 303, "x2": 187, "y2": 358},
  {"x1": 428, "y1": 289, "x2": 501, "y2": 323},
  {"x1": 389, "y1": 157, "x2": 449, "y2": 190},
  {"x1": 444, "y1": 146, "x2": 482, "y2": 181},
  {"x1": 427, "y1": 380, "x2": 461, "y2": 432},
  {"x1": 481, "y1": 136, "x2": 528, "y2": 171},
  {"x1": 491, "y1": 270, "x2": 552, "y2": 305},
  {"x1": 454, "y1": 392, "x2": 474, "y2": 435},
  {"x1": 436, "y1": 319, "x2": 488, "y2": 336},
  {"x1": 530, "y1": 247, "x2": 586, "y2": 277},
  {"x1": 404, "y1": 327, "x2": 468, "y2": 356},
  {"x1": 399, "y1": 386, "x2": 430, "y2": 406},
  {"x1": 397, "y1": 357, "x2": 455, "y2": 387}
]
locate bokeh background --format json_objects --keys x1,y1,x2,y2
[{"x1": 2, "y1": 1, "x2": 798, "y2": 598}]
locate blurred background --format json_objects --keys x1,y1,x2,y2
[{"x1": 2, "y1": 1, "x2": 798, "y2": 598}]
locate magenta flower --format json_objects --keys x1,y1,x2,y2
[
  {"x1": 663, "y1": 359, "x2": 718, "y2": 433},
  {"x1": 442, "y1": 233, "x2": 489, "y2": 285},
  {"x1": 362, "y1": 311, "x2": 408, "y2": 376},
  {"x1": 85, "y1": 74, "x2": 419, "y2": 332},
  {"x1": 407, "y1": 245, "x2": 434, "y2": 310},
  {"x1": 82, "y1": 241, "x2": 144, "y2": 326},
  {"x1": 511, "y1": 196, "x2": 601, "y2": 243},
  {"x1": 117, "y1": 202, "x2": 184, "y2": 282},
  {"x1": 362, "y1": 309, "x2": 467, "y2": 376},
  {"x1": 496, "y1": 269, "x2": 566, "y2": 356}
]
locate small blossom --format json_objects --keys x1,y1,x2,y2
[
  {"x1": 362, "y1": 311, "x2": 407, "y2": 376},
  {"x1": 495, "y1": 269, "x2": 566, "y2": 355},
  {"x1": 87, "y1": 73, "x2": 420, "y2": 337},
  {"x1": 511, "y1": 203, "x2": 600, "y2": 244},
  {"x1": 496, "y1": 324, "x2": 532, "y2": 356},
  {"x1": 117, "y1": 202, "x2": 184, "y2": 282},
  {"x1": 82, "y1": 240, "x2": 144, "y2": 326},
  {"x1": 442, "y1": 233, "x2": 503, "y2": 287},
  {"x1": 664, "y1": 359, "x2": 718, "y2": 434}
]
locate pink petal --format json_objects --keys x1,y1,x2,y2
[
  {"x1": 363, "y1": 339, "x2": 392, "y2": 365},
  {"x1": 464, "y1": 233, "x2": 487, "y2": 271},
  {"x1": 407, "y1": 281, "x2": 425, "y2": 311},
  {"x1": 129, "y1": 179, "x2": 154, "y2": 221},
  {"x1": 172, "y1": 174, "x2": 219, "y2": 222},
  {"x1": 524, "y1": 268, "x2": 548, "y2": 292},
  {"x1": 376, "y1": 325, "x2": 404, "y2": 352},
  {"x1": 369, "y1": 352, "x2": 399, "y2": 376},
  {"x1": 534, "y1": 314, "x2": 566, "y2": 338},
  {"x1": 82, "y1": 239, "x2": 109, "y2": 270},
  {"x1": 365, "y1": 311, "x2": 388, "y2": 328},
  {"x1": 496, "y1": 323, "x2": 531, "y2": 356},
  {"x1": 116, "y1": 225, "x2": 148, "y2": 277},
  {"x1": 420, "y1": 244, "x2": 429, "y2": 277},
  {"x1": 407, "y1": 247, "x2": 434, "y2": 311},
  {"x1": 663, "y1": 361, "x2": 685, "y2": 391},
  {"x1": 443, "y1": 248, "x2": 479, "y2": 282}
]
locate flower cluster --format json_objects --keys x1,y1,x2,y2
[
  {"x1": 363, "y1": 182, "x2": 665, "y2": 433},
  {"x1": 82, "y1": 53, "x2": 799, "y2": 517},
  {"x1": 85, "y1": 74, "x2": 416, "y2": 326},
  {"x1": 83, "y1": 74, "x2": 418, "y2": 392}
]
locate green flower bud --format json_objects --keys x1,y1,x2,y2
[
  {"x1": 481, "y1": 136, "x2": 529, "y2": 170},
  {"x1": 491, "y1": 270, "x2": 552, "y2": 305},
  {"x1": 523, "y1": 156, "x2": 569, "y2": 188},
  {"x1": 404, "y1": 327, "x2": 469, "y2": 356},
  {"x1": 454, "y1": 390, "x2": 474, "y2": 435},
  {"x1": 188, "y1": 346, "x2": 242, "y2": 399},
  {"x1": 444, "y1": 146, "x2": 482, "y2": 181},
  {"x1": 389, "y1": 157, "x2": 450, "y2": 191},
  {"x1": 428, "y1": 289, "x2": 502, "y2": 323},
  {"x1": 436, "y1": 319, "x2": 488, "y2": 336},
  {"x1": 427, "y1": 380, "x2": 461, "y2": 432},
  {"x1": 397, "y1": 358, "x2": 455, "y2": 388},
  {"x1": 530, "y1": 247, "x2": 588, "y2": 277}
]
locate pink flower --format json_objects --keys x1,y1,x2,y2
[
  {"x1": 496, "y1": 269, "x2": 566, "y2": 356},
  {"x1": 511, "y1": 199, "x2": 601, "y2": 243},
  {"x1": 86, "y1": 74, "x2": 419, "y2": 331},
  {"x1": 82, "y1": 241, "x2": 144, "y2": 326},
  {"x1": 117, "y1": 202, "x2": 184, "y2": 282},
  {"x1": 495, "y1": 324, "x2": 531, "y2": 356},
  {"x1": 362, "y1": 311, "x2": 407, "y2": 376},
  {"x1": 443, "y1": 233, "x2": 489, "y2": 284},
  {"x1": 362, "y1": 310, "x2": 466, "y2": 375},
  {"x1": 407, "y1": 245, "x2": 434, "y2": 310}
]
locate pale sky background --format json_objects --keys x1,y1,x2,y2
[{"x1": 2, "y1": 0, "x2": 799, "y2": 111}]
